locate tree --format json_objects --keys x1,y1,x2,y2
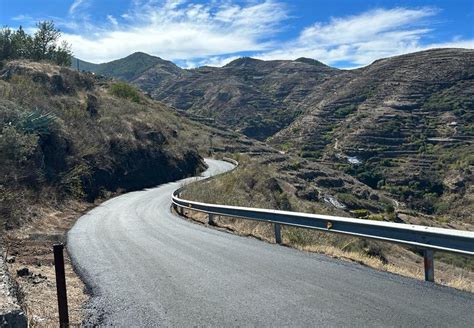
[
  {"x1": 0, "y1": 21, "x2": 72, "y2": 65},
  {"x1": 33, "y1": 21, "x2": 61, "y2": 61},
  {"x1": 52, "y1": 40, "x2": 72, "y2": 66},
  {"x1": 0, "y1": 26, "x2": 13, "y2": 60},
  {"x1": 11, "y1": 26, "x2": 33, "y2": 59}
]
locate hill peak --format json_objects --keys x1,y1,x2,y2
[
  {"x1": 126, "y1": 51, "x2": 161, "y2": 61},
  {"x1": 224, "y1": 57, "x2": 263, "y2": 68},
  {"x1": 295, "y1": 57, "x2": 329, "y2": 67}
]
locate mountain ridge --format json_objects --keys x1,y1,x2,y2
[{"x1": 73, "y1": 48, "x2": 474, "y2": 221}]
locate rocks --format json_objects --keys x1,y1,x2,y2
[
  {"x1": 0, "y1": 310, "x2": 27, "y2": 328},
  {"x1": 1, "y1": 249, "x2": 26, "y2": 327},
  {"x1": 16, "y1": 268, "x2": 30, "y2": 277},
  {"x1": 50, "y1": 74, "x2": 67, "y2": 93},
  {"x1": 27, "y1": 273, "x2": 47, "y2": 285}
]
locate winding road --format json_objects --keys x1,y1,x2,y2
[{"x1": 68, "y1": 159, "x2": 473, "y2": 327}]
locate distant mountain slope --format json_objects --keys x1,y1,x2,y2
[
  {"x1": 271, "y1": 48, "x2": 474, "y2": 220},
  {"x1": 71, "y1": 57, "x2": 100, "y2": 72},
  {"x1": 75, "y1": 48, "x2": 473, "y2": 219},
  {"x1": 152, "y1": 57, "x2": 339, "y2": 139},
  {"x1": 76, "y1": 55, "x2": 339, "y2": 140},
  {"x1": 72, "y1": 52, "x2": 181, "y2": 83}
]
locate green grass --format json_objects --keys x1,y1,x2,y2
[{"x1": 110, "y1": 82, "x2": 141, "y2": 103}]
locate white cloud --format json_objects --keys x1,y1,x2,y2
[
  {"x1": 59, "y1": 2, "x2": 473, "y2": 67},
  {"x1": 181, "y1": 55, "x2": 241, "y2": 68},
  {"x1": 253, "y1": 7, "x2": 473, "y2": 68},
  {"x1": 11, "y1": 14, "x2": 33, "y2": 21},
  {"x1": 69, "y1": 0, "x2": 87, "y2": 14},
  {"x1": 107, "y1": 15, "x2": 119, "y2": 26},
  {"x1": 63, "y1": 0, "x2": 287, "y2": 63}
]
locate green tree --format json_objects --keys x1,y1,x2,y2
[
  {"x1": 52, "y1": 40, "x2": 72, "y2": 66},
  {"x1": 0, "y1": 21, "x2": 72, "y2": 65},
  {"x1": 33, "y1": 21, "x2": 61, "y2": 61},
  {"x1": 0, "y1": 26, "x2": 13, "y2": 60},
  {"x1": 11, "y1": 26, "x2": 33, "y2": 59}
]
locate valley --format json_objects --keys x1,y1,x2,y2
[
  {"x1": 0, "y1": 21, "x2": 472, "y2": 324},
  {"x1": 79, "y1": 48, "x2": 474, "y2": 223}
]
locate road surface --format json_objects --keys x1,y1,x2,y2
[{"x1": 68, "y1": 159, "x2": 473, "y2": 327}]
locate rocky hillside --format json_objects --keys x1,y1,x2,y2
[
  {"x1": 0, "y1": 60, "x2": 207, "y2": 230},
  {"x1": 271, "y1": 48, "x2": 474, "y2": 221},
  {"x1": 77, "y1": 48, "x2": 473, "y2": 221},
  {"x1": 78, "y1": 55, "x2": 339, "y2": 140},
  {"x1": 153, "y1": 57, "x2": 338, "y2": 140}
]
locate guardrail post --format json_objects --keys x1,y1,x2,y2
[
  {"x1": 274, "y1": 224, "x2": 282, "y2": 244},
  {"x1": 423, "y1": 249, "x2": 434, "y2": 282},
  {"x1": 53, "y1": 244, "x2": 69, "y2": 327},
  {"x1": 208, "y1": 213, "x2": 216, "y2": 226}
]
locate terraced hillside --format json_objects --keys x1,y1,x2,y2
[
  {"x1": 78, "y1": 55, "x2": 339, "y2": 140},
  {"x1": 152, "y1": 57, "x2": 338, "y2": 140},
  {"x1": 77, "y1": 48, "x2": 473, "y2": 220},
  {"x1": 271, "y1": 48, "x2": 474, "y2": 220}
]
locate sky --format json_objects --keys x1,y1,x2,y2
[{"x1": 1, "y1": 0, "x2": 473, "y2": 68}]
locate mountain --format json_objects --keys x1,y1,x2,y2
[
  {"x1": 78, "y1": 55, "x2": 339, "y2": 140},
  {"x1": 75, "y1": 48, "x2": 473, "y2": 220},
  {"x1": 270, "y1": 48, "x2": 474, "y2": 220},
  {"x1": 153, "y1": 57, "x2": 338, "y2": 140},
  {"x1": 72, "y1": 52, "x2": 183, "y2": 86}
]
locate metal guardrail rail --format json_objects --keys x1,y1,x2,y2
[{"x1": 172, "y1": 158, "x2": 474, "y2": 282}]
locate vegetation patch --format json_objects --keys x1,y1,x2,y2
[
  {"x1": 0, "y1": 21, "x2": 72, "y2": 66},
  {"x1": 334, "y1": 104, "x2": 358, "y2": 118},
  {"x1": 110, "y1": 82, "x2": 141, "y2": 103}
]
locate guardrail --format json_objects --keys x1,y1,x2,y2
[{"x1": 172, "y1": 158, "x2": 474, "y2": 283}]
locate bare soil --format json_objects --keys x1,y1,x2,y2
[{"x1": 2, "y1": 201, "x2": 93, "y2": 326}]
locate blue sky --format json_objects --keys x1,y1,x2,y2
[{"x1": 1, "y1": 0, "x2": 473, "y2": 68}]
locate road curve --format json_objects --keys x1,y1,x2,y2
[{"x1": 68, "y1": 159, "x2": 473, "y2": 327}]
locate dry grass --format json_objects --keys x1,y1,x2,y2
[
  {"x1": 9, "y1": 260, "x2": 87, "y2": 327},
  {"x1": 3, "y1": 201, "x2": 94, "y2": 326}
]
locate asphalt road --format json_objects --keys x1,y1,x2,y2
[{"x1": 68, "y1": 159, "x2": 473, "y2": 327}]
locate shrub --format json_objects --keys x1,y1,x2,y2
[
  {"x1": 367, "y1": 214, "x2": 384, "y2": 221},
  {"x1": 0, "y1": 125, "x2": 38, "y2": 164},
  {"x1": 350, "y1": 209, "x2": 369, "y2": 218},
  {"x1": 110, "y1": 82, "x2": 141, "y2": 103},
  {"x1": 334, "y1": 104, "x2": 357, "y2": 118},
  {"x1": 384, "y1": 204, "x2": 395, "y2": 213},
  {"x1": 15, "y1": 108, "x2": 56, "y2": 135}
]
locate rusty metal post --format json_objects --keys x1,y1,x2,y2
[
  {"x1": 208, "y1": 213, "x2": 216, "y2": 226},
  {"x1": 53, "y1": 244, "x2": 69, "y2": 327},
  {"x1": 274, "y1": 223, "x2": 282, "y2": 244},
  {"x1": 424, "y1": 249, "x2": 434, "y2": 282}
]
